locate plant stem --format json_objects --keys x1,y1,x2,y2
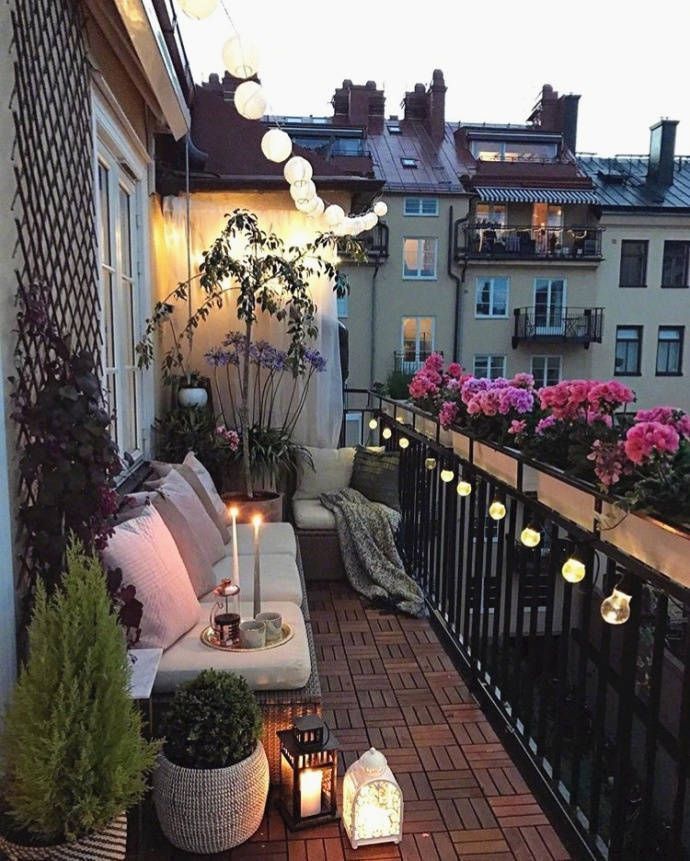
[{"x1": 240, "y1": 319, "x2": 253, "y2": 498}]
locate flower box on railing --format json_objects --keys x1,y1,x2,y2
[
  {"x1": 504, "y1": 448, "x2": 539, "y2": 494},
  {"x1": 416, "y1": 414, "x2": 437, "y2": 441},
  {"x1": 438, "y1": 427, "x2": 453, "y2": 448},
  {"x1": 396, "y1": 405, "x2": 414, "y2": 425},
  {"x1": 451, "y1": 429, "x2": 471, "y2": 460},
  {"x1": 473, "y1": 441, "x2": 520, "y2": 489},
  {"x1": 600, "y1": 504, "x2": 690, "y2": 584},
  {"x1": 535, "y1": 469, "x2": 597, "y2": 531},
  {"x1": 381, "y1": 401, "x2": 395, "y2": 419}
]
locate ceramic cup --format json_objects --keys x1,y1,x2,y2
[
  {"x1": 239, "y1": 620, "x2": 266, "y2": 649},
  {"x1": 256, "y1": 611, "x2": 282, "y2": 643}
]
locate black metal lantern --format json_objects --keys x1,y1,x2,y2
[{"x1": 277, "y1": 715, "x2": 339, "y2": 829}]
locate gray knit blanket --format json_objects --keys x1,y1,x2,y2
[{"x1": 319, "y1": 488, "x2": 425, "y2": 617}]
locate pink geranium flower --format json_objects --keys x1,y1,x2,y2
[{"x1": 624, "y1": 421, "x2": 680, "y2": 465}]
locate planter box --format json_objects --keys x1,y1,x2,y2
[
  {"x1": 504, "y1": 447, "x2": 538, "y2": 494},
  {"x1": 536, "y1": 470, "x2": 596, "y2": 531},
  {"x1": 396, "y1": 406, "x2": 414, "y2": 426},
  {"x1": 381, "y1": 401, "x2": 395, "y2": 418},
  {"x1": 473, "y1": 441, "x2": 519, "y2": 488},
  {"x1": 601, "y1": 504, "x2": 690, "y2": 585},
  {"x1": 452, "y1": 430, "x2": 471, "y2": 460},
  {"x1": 438, "y1": 427, "x2": 453, "y2": 448},
  {"x1": 416, "y1": 414, "x2": 437, "y2": 441}
]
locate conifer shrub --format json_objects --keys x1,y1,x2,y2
[{"x1": 0, "y1": 538, "x2": 159, "y2": 843}]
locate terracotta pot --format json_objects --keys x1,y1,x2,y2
[
  {"x1": 0, "y1": 815, "x2": 127, "y2": 860},
  {"x1": 222, "y1": 490, "x2": 284, "y2": 523},
  {"x1": 177, "y1": 386, "x2": 208, "y2": 408}
]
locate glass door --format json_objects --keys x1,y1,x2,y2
[{"x1": 534, "y1": 279, "x2": 566, "y2": 335}]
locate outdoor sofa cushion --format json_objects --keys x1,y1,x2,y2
[
  {"x1": 102, "y1": 506, "x2": 199, "y2": 650},
  {"x1": 292, "y1": 498, "x2": 337, "y2": 531},
  {"x1": 154, "y1": 600, "x2": 311, "y2": 694},
  {"x1": 232, "y1": 522, "x2": 297, "y2": 557},
  {"x1": 204, "y1": 553, "x2": 303, "y2": 606},
  {"x1": 293, "y1": 447, "x2": 355, "y2": 500}
]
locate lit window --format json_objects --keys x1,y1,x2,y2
[
  {"x1": 475, "y1": 277, "x2": 509, "y2": 317},
  {"x1": 475, "y1": 204, "x2": 507, "y2": 226},
  {"x1": 656, "y1": 327, "x2": 684, "y2": 375},
  {"x1": 531, "y1": 356, "x2": 562, "y2": 388},
  {"x1": 401, "y1": 157, "x2": 418, "y2": 169},
  {"x1": 404, "y1": 197, "x2": 439, "y2": 216},
  {"x1": 470, "y1": 139, "x2": 558, "y2": 162},
  {"x1": 615, "y1": 326, "x2": 642, "y2": 376},
  {"x1": 401, "y1": 317, "x2": 435, "y2": 367},
  {"x1": 473, "y1": 355, "x2": 506, "y2": 379},
  {"x1": 403, "y1": 238, "x2": 438, "y2": 280}
]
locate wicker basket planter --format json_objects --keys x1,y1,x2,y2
[
  {"x1": 0, "y1": 814, "x2": 127, "y2": 860},
  {"x1": 153, "y1": 742, "x2": 269, "y2": 854}
]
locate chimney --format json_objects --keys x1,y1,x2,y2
[
  {"x1": 332, "y1": 79, "x2": 384, "y2": 130},
  {"x1": 647, "y1": 119, "x2": 678, "y2": 187},
  {"x1": 403, "y1": 82, "x2": 427, "y2": 121},
  {"x1": 528, "y1": 84, "x2": 580, "y2": 154},
  {"x1": 403, "y1": 70, "x2": 447, "y2": 144},
  {"x1": 560, "y1": 94, "x2": 580, "y2": 153}
]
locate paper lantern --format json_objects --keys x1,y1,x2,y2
[
  {"x1": 296, "y1": 195, "x2": 322, "y2": 215},
  {"x1": 373, "y1": 200, "x2": 388, "y2": 218},
  {"x1": 284, "y1": 156, "x2": 313, "y2": 185},
  {"x1": 601, "y1": 588, "x2": 631, "y2": 625},
  {"x1": 178, "y1": 0, "x2": 217, "y2": 19},
  {"x1": 362, "y1": 212, "x2": 378, "y2": 231},
  {"x1": 343, "y1": 748, "x2": 403, "y2": 849},
  {"x1": 277, "y1": 716, "x2": 339, "y2": 830},
  {"x1": 324, "y1": 204, "x2": 345, "y2": 228},
  {"x1": 307, "y1": 197, "x2": 325, "y2": 217},
  {"x1": 222, "y1": 35, "x2": 259, "y2": 79},
  {"x1": 261, "y1": 128, "x2": 292, "y2": 163},
  {"x1": 290, "y1": 180, "x2": 316, "y2": 204},
  {"x1": 234, "y1": 81, "x2": 267, "y2": 120}
]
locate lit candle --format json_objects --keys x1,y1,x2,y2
[
  {"x1": 229, "y1": 506, "x2": 240, "y2": 589},
  {"x1": 300, "y1": 769, "x2": 323, "y2": 818},
  {"x1": 252, "y1": 514, "x2": 262, "y2": 618}
]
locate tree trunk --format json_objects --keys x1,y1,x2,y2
[{"x1": 240, "y1": 320, "x2": 253, "y2": 498}]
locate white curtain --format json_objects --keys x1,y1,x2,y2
[{"x1": 151, "y1": 191, "x2": 343, "y2": 447}]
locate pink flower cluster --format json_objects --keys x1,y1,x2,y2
[
  {"x1": 587, "y1": 440, "x2": 631, "y2": 488},
  {"x1": 624, "y1": 422, "x2": 680, "y2": 465},
  {"x1": 539, "y1": 379, "x2": 634, "y2": 422},
  {"x1": 439, "y1": 401, "x2": 459, "y2": 429},
  {"x1": 216, "y1": 426, "x2": 240, "y2": 451},
  {"x1": 461, "y1": 376, "x2": 535, "y2": 419},
  {"x1": 634, "y1": 406, "x2": 690, "y2": 438},
  {"x1": 408, "y1": 354, "x2": 470, "y2": 414}
]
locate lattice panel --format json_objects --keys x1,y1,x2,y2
[{"x1": 10, "y1": 0, "x2": 101, "y2": 595}]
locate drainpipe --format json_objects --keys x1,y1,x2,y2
[
  {"x1": 448, "y1": 205, "x2": 468, "y2": 362},
  {"x1": 369, "y1": 261, "x2": 381, "y2": 385}
]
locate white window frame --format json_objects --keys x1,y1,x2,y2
[
  {"x1": 400, "y1": 317, "x2": 436, "y2": 362},
  {"x1": 473, "y1": 354, "x2": 506, "y2": 379},
  {"x1": 92, "y1": 91, "x2": 153, "y2": 474},
  {"x1": 402, "y1": 237, "x2": 438, "y2": 280},
  {"x1": 404, "y1": 197, "x2": 440, "y2": 217},
  {"x1": 475, "y1": 276, "x2": 510, "y2": 318},
  {"x1": 531, "y1": 356, "x2": 562, "y2": 388}
]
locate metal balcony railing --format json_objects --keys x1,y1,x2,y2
[
  {"x1": 512, "y1": 306, "x2": 604, "y2": 348},
  {"x1": 337, "y1": 222, "x2": 389, "y2": 263},
  {"x1": 456, "y1": 223, "x2": 603, "y2": 262},
  {"x1": 393, "y1": 349, "x2": 437, "y2": 374}
]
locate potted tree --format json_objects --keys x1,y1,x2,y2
[
  {"x1": 0, "y1": 539, "x2": 159, "y2": 860},
  {"x1": 138, "y1": 209, "x2": 360, "y2": 518},
  {"x1": 152, "y1": 669, "x2": 269, "y2": 853}
]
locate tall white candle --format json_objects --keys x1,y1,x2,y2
[
  {"x1": 300, "y1": 769, "x2": 323, "y2": 818},
  {"x1": 229, "y1": 506, "x2": 240, "y2": 589},
  {"x1": 252, "y1": 514, "x2": 262, "y2": 619}
]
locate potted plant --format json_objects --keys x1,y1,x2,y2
[
  {"x1": 152, "y1": 669, "x2": 269, "y2": 853},
  {"x1": 176, "y1": 371, "x2": 209, "y2": 408},
  {"x1": 0, "y1": 539, "x2": 159, "y2": 860}
]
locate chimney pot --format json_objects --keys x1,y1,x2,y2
[{"x1": 647, "y1": 119, "x2": 678, "y2": 187}]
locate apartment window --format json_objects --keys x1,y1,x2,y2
[
  {"x1": 615, "y1": 326, "x2": 642, "y2": 376},
  {"x1": 404, "y1": 197, "x2": 439, "y2": 216},
  {"x1": 474, "y1": 355, "x2": 506, "y2": 379},
  {"x1": 662, "y1": 241, "x2": 690, "y2": 287},
  {"x1": 531, "y1": 356, "x2": 561, "y2": 388},
  {"x1": 656, "y1": 326, "x2": 684, "y2": 376},
  {"x1": 401, "y1": 157, "x2": 418, "y2": 169},
  {"x1": 475, "y1": 276, "x2": 509, "y2": 317},
  {"x1": 475, "y1": 203, "x2": 507, "y2": 226},
  {"x1": 96, "y1": 131, "x2": 147, "y2": 463},
  {"x1": 401, "y1": 317, "x2": 435, "y2": 364},
  {"x1": 470, "y1": 139, "x2": 557, "y2": 162},
  {"x1": 619, "y1": 240, "x2": 648, "y2": 287},
  {"x1": 336, "y1": 294, "x2": 349, "y2": 318},
  {"x1": 403, "y1": 238, "x2": 438, "y2": 279}
]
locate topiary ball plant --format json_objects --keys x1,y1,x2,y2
[
  {"x1": 0, "y1": 537, "x2": 159, "y2": 845},
  {"x1": 162, "y1": 670, "x2": 262, "y2": 770}
]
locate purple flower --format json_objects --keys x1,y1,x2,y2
[
  {"x1": 205, "y1": 346, "x2": 235, "y2": 367},
  {"x1": 304, "y1": 348, "x2": 327, "y2": 372}
]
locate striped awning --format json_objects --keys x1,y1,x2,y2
[{"x1": 475, "y1": 186, "x2": 600, "y2": 205}]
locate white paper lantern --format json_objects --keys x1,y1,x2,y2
[
  {"x1": 283, "y1": 156, "x2": 313, "y2": 185},
  {"x1": 290, "y1": 180, "x2": 316, "y2": 205},
  {"x1": 234, "y1": 80, "x2": 267, "y2": 120},
  {"x1": 307, "y1": 197, "x2": 325, "y2": 217},
  {"x1": 373, "y1": 200, "x2": 388, "y2": 218},
  {"x1": 324, "y1": 204, "x2": 345, "y2": 228},
  {"x1": 296, "y1": 195, "x2": 322, "y2": 215},
  {"x1": 178, "y1": 0, "x2": 218, "y2": 19},
  {"x1": 221, "y1": 35, "x2": 259, "y2": 79},
  {"x1": 362, "y1": 212, "x2": 378, "y2": 231},
  {"x1": 343, "y1": 748, "x2": 403, "y2": 849},
  {"x1": 260, "y1": 128, "x2": 292, "y2": 163}
]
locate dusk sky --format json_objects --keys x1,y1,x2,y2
[{"x1": 178, "y1": 0, "x2": 690, "y2": 156}]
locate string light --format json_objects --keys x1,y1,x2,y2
[
  {"x1": 369, "y1": 418, "x2": 378, "y2": 430},
  {"x1": 488, "y1": 499, "x2": 506, "y2": 521},
  {"x1": 261, "y1": 128, "x2": 292, "y2": 163},
  {"x1": 601, "y1": 587, "x2": 632, "y2": 625},
  {"x1": 382, "y1": 427, "x2": 392, "y2": 440},
  {"x1": 425, "y1": 457, "x2": 437, "y2": 471},
  {"x1": 519, "y1": 525, "x2": 541, "y2": 548},
  {"x1": 222, "y1": 34, "x2": 260, "y2": 78},
  {"x1": 440, "y1": 469, "x2": 455, "y2": 483},
  {"x1": 457, "y1": 480, "x2": 472, "y2": 497},
  {"x1": 562, "y1": 555, "x2": 586, "y2": 583},
  {"x1": 234, "y1": 80, "x2": 267, "y2": 119},
  {"x1": 398, "y1": 437, "x2": 409, "y2": 449}
]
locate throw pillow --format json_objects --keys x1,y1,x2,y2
[
  {"x1": 293, "y1": 447, "x2": 356, "y2": 500},
  {"x1": 102, "y1": 506, "x2": 199, "y2": 650},
  {"x1": 183, "y1": 451, "x2": 227, "y2": 520},
  {"x1": 350, "y1": 446, "x2": 401, "y2": 511}
]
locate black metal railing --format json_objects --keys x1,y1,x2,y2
[
  {"x1": 456, "y1": 224, "x2": 603, "y2": 262},
  {"x1": 513, "y1": 306, "x2": 604, "y2": 347},
  {"x1": 352, "y1": 394, "x2": 690, "y2": 860},
  {"x1": 393, "y1": 350, "x2": 437, "y2": 374},
  {"x1": 337, "y1": 222, "x2": 389, "y2": 262}
]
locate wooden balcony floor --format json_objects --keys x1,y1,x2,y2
[{"x1": 126, "y1": 581, "x2": 572, "y2": 860}]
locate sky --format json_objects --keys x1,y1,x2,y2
[{"x1": 178, "y1": 0, "x2": 690, "y2": 156}]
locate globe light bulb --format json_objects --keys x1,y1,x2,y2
[
  {"x1": 369, "y1": 418, "x2": 378, "y2": 430},
  {"x1": 520, "y1": 526, "x2": 541, "y2": 548},
  {"x1": 425, "y1": 457, "x2": 437, "y2": 471},
  {"x1": 222, "y1": 35, "x2": 260, "y2": 79},
  {"x1": 283, "y1": 156, "x2": 313, "y2": 185},
  {"x1": 179, "y1": 0, "x2": 218, "y2": 19},
  {"x1": 234, "y1": 80, "x2": 267, "y2": 120},
  {"x1": 456, "y1": 480, "x2": 472, "y2": 497},
  {"x1": 373, "y1": 200, "x2": 388, "y2": 217},
  {"x1": 440, "y1": 469, "x2": 455, "y2": 483},
  {"x1": 382, "y1": 427, "x2": 392, "y2": 440},
  {"x1": 260, "y1": 128, "x2": 292, "y2": 163},
  {"x1": 562, "y1": 556, "x2": 586, "y2": 583},
  {"x1": 601, "y1": 588, "x2": 632, "y2": 625},
  {"x1": 399, "y1": 437, "x2": 409, "y2": 449},
  {"x1": 488, "y1": 500, "x2": 506, "y2": 521}
]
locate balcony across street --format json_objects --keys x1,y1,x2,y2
[{"x1": 458, "y1": 226, "x2": 603, "y2": 262}]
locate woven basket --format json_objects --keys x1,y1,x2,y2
[
  {"x1": 153, "y1": 742, "x2": 269, "y2": 853},
  {"x1": 0, "y1": 814, "x2": 127, "y2": 860}
]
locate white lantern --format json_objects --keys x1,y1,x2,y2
[
  {"x1": 373, "y1": 200, "x2": 388, "y2": 218},
  {"x1": 261, "y1": 128, "x2": 292, "y2": 163},
  {"x1": 290, "y1": 180, "x2": 316, "y2": 206},
  {"x1": 234, "y1": 81, "x2": 267, "y2": 120},
  {"x1": 343, "y1": 748, "x2": 403, "y2": 849},
  {"x1": 221, "y1": 35, "x2": 259, "y2": 79},
  {"x1": 324, "y1": 204, "x2": 345, "y2": 229},
  {"x1": 283, "y1": 156, "x2": 312, "y2": 185},
  {"x1": 307, "y1": 197, "x2": 325, "y2": 217},
  {"x1": 178, "y1": 0, "x2": 218, "y2": 19},
  {"x1": 362, "y1": 212, "x2": 379, "y2": 231}
]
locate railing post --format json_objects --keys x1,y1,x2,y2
[{"x1": 512, "y1": 308, "x2": 521, "y2": 348}]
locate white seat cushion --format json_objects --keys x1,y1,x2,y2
[
  {"x1": 232, "y1": 522, "x2": 297, "y2": 557},
  {"x1": 205, "y1": 553, "x2": 302, "y2": 606},
  {"x1": 154, "y1": 601, "x2": 311, "y2": 693},
  {"x1": 293, "y1": 447, "x2": 355, "y2": 500},
  {"x1": 292, "y1": 498, "x2": 336, "y2": 531}
]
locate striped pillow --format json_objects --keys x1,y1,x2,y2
[{"x1": 350, "y1": 446, "x2": 400, "y2": 511}]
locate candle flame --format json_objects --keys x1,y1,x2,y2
[
  {"x1": 228, "y1": 505, "x2": 240, "y2": 518},
  {"x1": 252, "y1": 514, "x2": 263, "y2": 527}
]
